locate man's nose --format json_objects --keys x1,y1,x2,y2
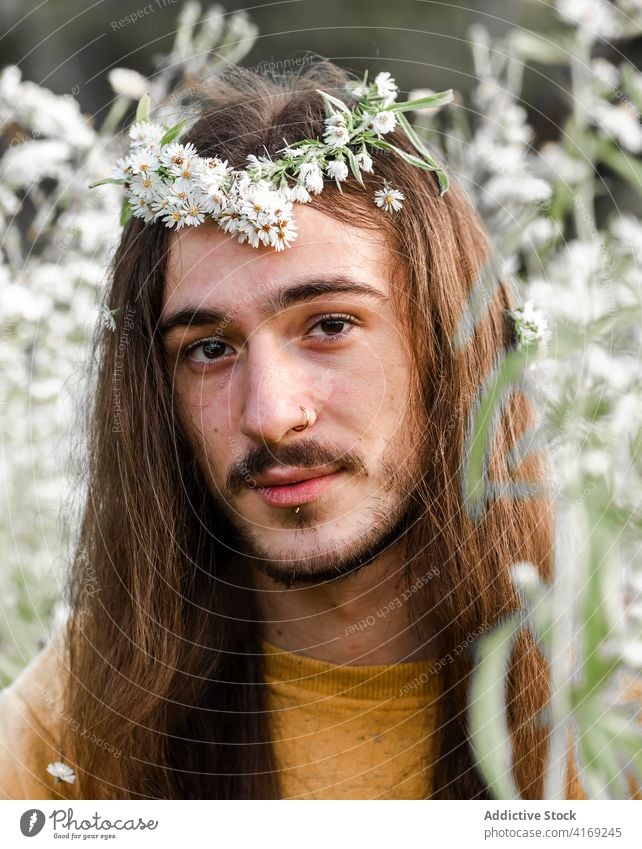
[{"x1": 237, "y1": 337, "x2": 312, "y2": 444}]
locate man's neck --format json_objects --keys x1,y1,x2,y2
[{"x1": 249, "y1": 547, "x2": 443, "y2": 666}]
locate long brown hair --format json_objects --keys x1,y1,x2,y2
[{"x1": 62, "y1": 59, "x2": 581, "y2": 799}]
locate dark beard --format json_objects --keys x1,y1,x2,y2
[
  {"x1": 221, "y1": 487, "x2": 422, "y2": 589},
  {"x1": 203, "y1": 414, "x2": 428, "y2": 590}
]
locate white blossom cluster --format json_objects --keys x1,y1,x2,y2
[
  {"x1": 507, "y1": 299, "x2": 551, "y2": 351},
  {"x1": 118, "y1": 132, "x2": 299, "y2": 250},
  {"x1": 46, "y1": 761, "x2": 76, "y2": 784},
  {"x1": 98, "y1": 70, "x2": 450, "y2": 249},
  {"x1": 0, "y1": 1, "x2": 261, "y2": 684}
]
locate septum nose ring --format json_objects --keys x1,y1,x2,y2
[{"x1": 291, "y1": 405, "x2": 311, "y2": 432}]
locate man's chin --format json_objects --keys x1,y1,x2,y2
[
  {"x1": 233, "y1": 502, "x2": 418, "y2": 589},
  {"x1": 253, "y1": 549, "x2": 375, "y2": 588}
]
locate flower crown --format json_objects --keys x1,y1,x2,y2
[{"x1": 90, "y1": 71, "x2": 453, "y2": 251}]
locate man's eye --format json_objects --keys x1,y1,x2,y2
[
  {"x1": 306, "y1": 313, "x2": 359, "y2": 341},
  {"x1": 183, "y1": 338, "x2": 231, "y2": 364}
]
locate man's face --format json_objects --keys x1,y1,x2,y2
[{"x1": 161, "y1": 204, "x2": 424, "y2": 586}]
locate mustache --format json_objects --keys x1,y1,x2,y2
[{"x1": 225, "y1": 439, "x2": 368, "y2": 497}]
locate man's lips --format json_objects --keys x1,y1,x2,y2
[
  {"x1": 252, "y1": 465, "x2": 341, "y2": 487},
  {"x1": 250, "y1": 466, "x2": 345, "y2": 507}
]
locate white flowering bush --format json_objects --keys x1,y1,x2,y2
[
  {"x1": 415, "y1": 0, "x2": 642, "y2": 799},
  {"x1": 0, "y1": 2, "x2": 258, "y2": 684},
  {"x1": 0, "y1": 0, "x2": 640, "y2": 798}
]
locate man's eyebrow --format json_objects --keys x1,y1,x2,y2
[{"x1": 158, "y1": 275, "x2": 389, "y2": 336}]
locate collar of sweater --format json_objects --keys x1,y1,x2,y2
[{"x1": 261, "y1": 639, "x2": 442, "y2": 702}]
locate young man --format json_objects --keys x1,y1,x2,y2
[{"x1": 0, "y1": 61, "x2": 590, "y2": 800}]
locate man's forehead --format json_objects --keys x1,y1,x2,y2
[{"x1": 162, "y1": 204, "x2": 393, "y2": 315}]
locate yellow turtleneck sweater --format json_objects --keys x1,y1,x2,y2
[{"x1": 261, "y1": 640, "x2": 442, "y2": 800}]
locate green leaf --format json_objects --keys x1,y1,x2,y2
[
  {"x1": 463, "y1": 346, "x2": 531, "y2": 514},
  {"x1": 386, "y1": 89, "x2": 454, "y2": 113},
  {"x1": 374, "y1": 139, "x2": 435, "y2": 171},
  {"x1": 436, "y1": 167, "x2": 449, "y2": 195},
  {"x1": 120, "y1": 198, "x2": 133, "y2": 227},
  {"x1": 315, "y1": 88, "x2": 351, "y2": 115},
  {"x1": 135, "y1": 93, "x2": 151, "y2": 123},
  {"x1": 344, "y1": 147, "x2": 365, "y2": 186},
  {"x1": 160, "y1": 119, "x2": 188, "y2": 146},
  {"x1": 88, "y1": 177, "x2": 124, "y2": 189},
  {"x1": 468, "y1": 614, "x2": 523, "y2": 799},
  {"x1": 396, "y1": 111, "x2": 434, "y2": 157},
  {"x1": 396, "y1": 112, "x2": 450, "y2": 194}
]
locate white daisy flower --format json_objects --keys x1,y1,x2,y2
[
  {"x1": 325, "y1": 111, "x2": 347, "y2": 128},
  {"x1": 348, "y1": 81, "x2": 369, "y2": 99},
  {"x1": 356, "y1": 150, "x2": 373, "y2": 172},
  {"x1": 182, "y1": 194, "x2": 206, "y2": 227},
  {"x1": 323, "y1": 123, "x2": 351, "y2": 148},
  {"x1": 164, "y1": 187, "x2": 190, "y2": 206},
  {"x1": 130, "y1": 195, "x2": 156, "y2": 223},
  {"x1": 240, "y1": 186, "x2": 283, "y2": 220},
  {"x1": 241, "y1": 223, "x2": 263, "y2": 249},
  {"x1": 257, "y1": 220, "x2": 283, "y2": 248},
  {"x1": 374, "y1": 71, "x2": 398, "y2": 105},
  {"x1": 128, "y1": 122, "x2": 165, "y2": 148},
  {"x1": 360, "y1": 111, "x2": 376, "y2": 131},
  {"x1": 200, "y1": 156, "x2": 229, "y2": 181},
  {"x1": 239, "y1": 197, "x2": 269, "y2": 222},
  {"x1": 128, "y1": 147, "x2": 160, "y2": 175},
  {"x1": 150, "y1": 191, "x2": 174, "y2": 217},
  {"x1": 129, "y1": 171, "x2": 163, "y2": 201},
  {"x1": 198, "y1": 184, "x2": 227, "y2": 215},
  {"x1": 96, "y1": 305, "x2": 117, "y2": 332},
  {"x1": 218, "y1": 207, "x2": 243, "y2": 234},
  {"x1": 47, "y1": 762, "x2": 76, "y2": 784},
  {"x1": 374, "y1": 180, "x2": 405, "y2": 212},
  {"x1": 169, "y1": 156, "x2": 199, "y2": 181},
  {"x1": 160, "y1": 142, "x2": 199, "y2": 174},
  {"x1": 161, "y1": 206, "x2": 188, "y2": 229},
  {"x1": 274, "y1": 219, "x2": 297, "y2": 251},
  {"x1": 326, "y1": 159, "x2": 349, "y2": 181},
  {"x1": 245, "y1": 153, "x2": 274, "y2": 179},
  {"x1": 172, "y1": 175, "x2": 197, "y2": 194},
  {"x1": 371, "y1": 110, "x2": 397, "y2": 135},
  {"x1": 268, "y1": 195, "x2": 293, "y2": 222},
  {"x1": 509, "y1": 299, "x2": 550, "y2": 349},
  {"x1": 298, "y1": 162, "x2": 324, "y2": 194},
  {"x1": 287, "y1": 182, "x2": 312, "y2": 203},
  {"x1": 110, "y1": 156, "x2": 133, "y2": 180}
]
